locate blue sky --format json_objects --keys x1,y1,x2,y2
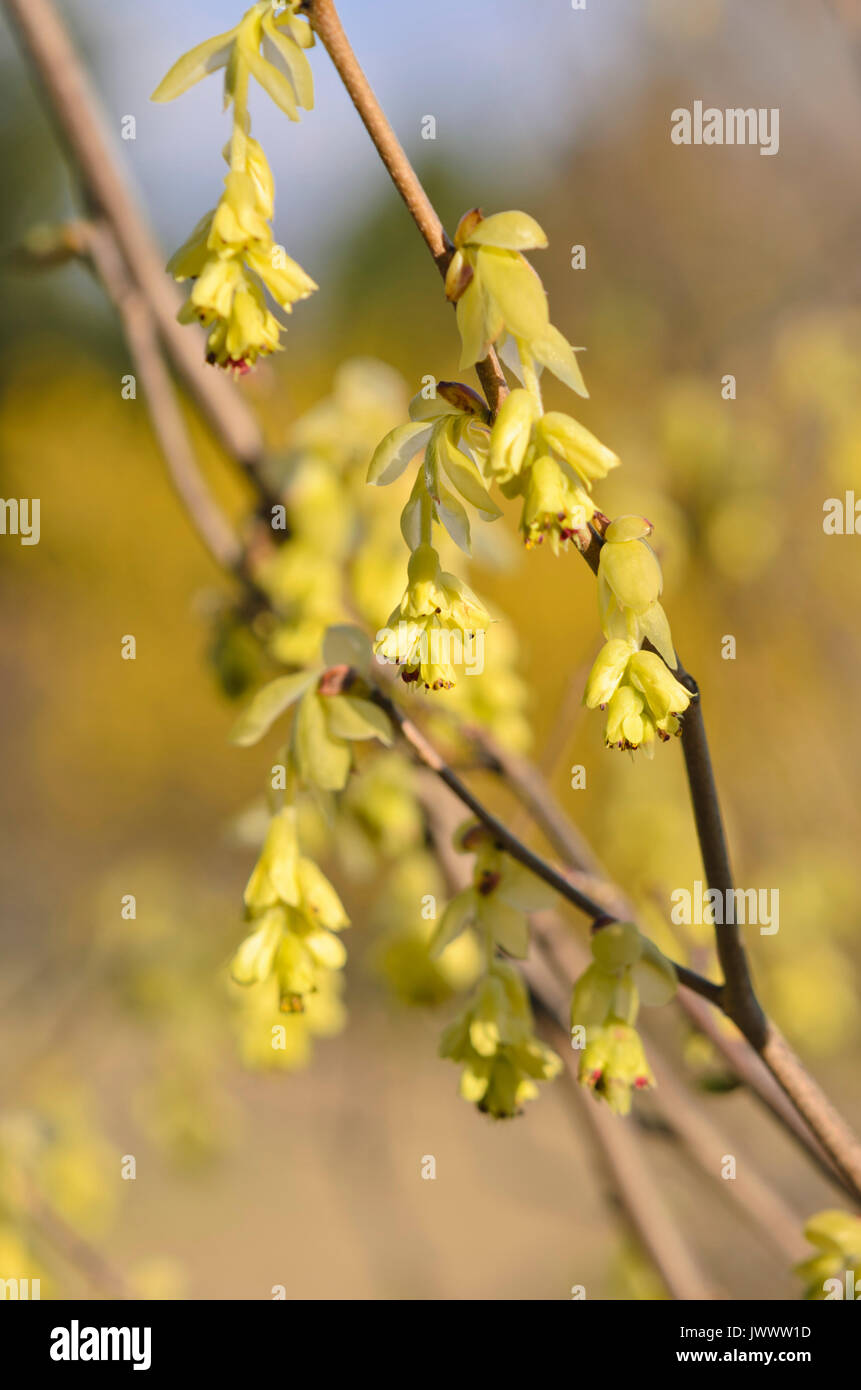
[{"x1": 0, "y1": 0, "x2": 641, "y2": 265}]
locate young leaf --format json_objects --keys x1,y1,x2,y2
[
  {"x1": 438, "y1": 427, "x2": 502, "y2": 520},
  {"x1": 230, "y1": 671, "x2": 318, "y2": 747},
  {"x1": 322, "y1": 624, "x2": 374, "y2": 676},
  {"x1": 429, "y1": 890, "x2": 476, "y2": 957},
  {"x1": 261, "y1": 12, "x2": 314, "y2": 109},
  {"x1": 151, "y1": 29, "x2": 236, "y2": 102},
  {"x1": 434, "y1": 484, "x2": 471, "y2": 554},
  {"x1": 367, "y1": 422, "x2": 432, "y2": 486},
  {"x1": 293, "y1": 691, "x2": 351, "y2": 790},
  {"x1": 244, "y1": 48, "x2": 300, "y2": 120},
  {"x1": 324, "y1": 695, "x2": 392, "y2": 745}
]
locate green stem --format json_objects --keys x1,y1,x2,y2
[{"x1": 230, "y1": 60, "x2": 250, "y2": 173}]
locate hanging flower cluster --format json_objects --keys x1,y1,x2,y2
[
  {"x1": 231, "y1": 805, "x2": 349, "y2": 1011},
  {"x1": 440, "y1": 962, "x2": 562, "y2": 1119},
  {"x1": 583, "y1": 516, "x2": 691, "y2": 755},
  {"x1": 228, "y1": 629, "x2": 393, "y2": 1020},
  {"x1": 488, "y1": 388, "x2": 619, "y2": 553},
  {"x1": 369, "y1": 210, "x2": 622, "y2": 689},
  {"x1": 152, "y1": 1, "x2": 316, "y2": 371},
  {"x1": 369, "y1": 387, "x2": 497, "y2": 688},
  {"x1": 435, "y1": 823, "x2": 561, "y2": 1117},
  {"x1": 570, "y1": 921, "x2": 677, "y2": 1115}
]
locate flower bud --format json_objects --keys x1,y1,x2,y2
[
  {"x1": 604, "y1": 515, "x2": 653, "y2": 543},
  {"x1": 598, "y1": 535, "x2": 663, "y2": 615},
  {"x1": 488, "y1": 389, "x2": 537, "y2": 481},
  {"x1": 584, "y1": 639, "x2": 633, "y2": 709}
]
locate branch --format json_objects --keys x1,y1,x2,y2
[
  {"x1": 75, "y1": 221, "x2": 247, "y2": 579},
  {"x1": 301, "y1": 0, "x2": 861, "y2": 1206},
  {"x1": 301, "y1": 0, "x2": 509, "y2": 414},
  {"x1": 366, "y1": 681, "x2": 721, "y2": 1002}
]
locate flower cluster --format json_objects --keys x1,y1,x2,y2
[
  {"x1": 152, "y1": 2, "x2": 316, "y2": 370},
  {"x1": 229, "y1": 637, "x2": 394, "y2": 1015},
  {"x1": 231, "y1": 806, "x2": 349, "y2": 1012},
  {"x1": 374, "y1": 543, "x2": 490, "y2": 690},
  {"x1": 583, "y1": 517, "x2": 690, "y2": 754},
  {"x1": 430, "y1": 822, "x2": 555, "y2": 960},
  {"x1": 488, "y1": 388, "x2": 619, "y2": 552},
  {"x1": 570, "y1": 920, "x2": 677, "y2": 1114},
  {"x1": 440, "y1": 961, "x2": 562, "y2": 1119},
  {"x1": 434, "y1": 823, "x2": 561, "y2": 1117}
]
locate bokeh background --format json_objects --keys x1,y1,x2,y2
[{"x1": 1, "y1": 0, "x2": 860, "y2": 1299}]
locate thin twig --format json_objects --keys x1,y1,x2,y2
[
  {"x1": 365, "y1": 680, "x2": 721, "y2": 1002},
  {"x1": 76, "y1": 221, "x2": 246, "y2": 578},
  {"x1": 301, "y1": 0, "x2": 509, "y2": 414}
]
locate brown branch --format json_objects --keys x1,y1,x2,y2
[
  {"x1": 301, "y1": 0, "x2": 509, "y2": 415},
  {"x1": 679, "y1": 691, "x2": 765, "y2": 1044},
  {"x1": 366, "y1": 681, "x2": 721, "y2": 1002}
]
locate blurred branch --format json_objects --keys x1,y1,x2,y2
[
  {"x1": 71, "y1": 219, "x2": 274, "y2": 605},
  {"x1": 72, "y1": 221, "x2": 244, "y2": 578},
  {"x1": 1, "y1": 0, "x2": 271, "y2": 496},
  {"x1": 25, "y1": 1186, "x2": 132, "y2": 1300}
]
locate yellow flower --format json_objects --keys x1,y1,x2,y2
[
  {"x1": 578, "y1": 1020, "x2": 655, "y2": 1116},
  {"x1": 796, "y1": 1210, "x2": 861, "y2": 1300},
  {"x1": 153, "y1": 4, "x2": 317, "y2": 370},
  {"x1": 584, "y1": 641, "x2": 691, "y2": 755},
  {"x1": 440, "y1": 962, "x2": 562, "y2": 1118},
  {"x1": 445, "y1": 209, "x2": 587, "y2": 394},
  {"x1": 487, "y1": 388, "x2": 537, "y2": 484},
  {"x1": 375, "y1": 544, "x2": 490, "y2": 690},
  {"x1": 519, "y1": 454, "x2": 596, "y2": 553},
  {"x1": 597, "y1": 516, "x2": 677, "y2": 665},
  {"x1": 536, "y1": 411, "x2": 620, "y2": 488},
  {"x1": 232, "y1": 973, "x2": 346, "y2": 1072},
  {"x1": 232, "y1": 808, "x2": 349, "y2": 1010}
]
